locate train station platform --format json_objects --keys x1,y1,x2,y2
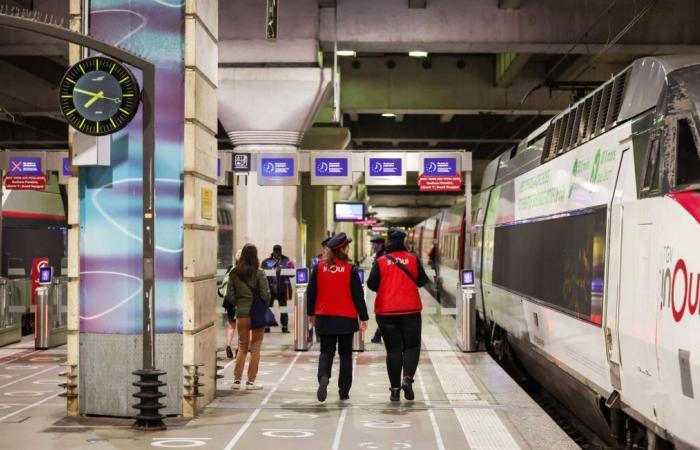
[{"x1": 0, "y1": 290, "x2": 577, "y2": 449}]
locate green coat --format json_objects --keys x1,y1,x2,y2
[{"x1": 224, "y1": 269, "x2": 271, "y2": 318}]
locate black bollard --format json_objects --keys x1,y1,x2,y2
[{"x1": 132, "y1": 369, "x2": 167, "y2": 430}]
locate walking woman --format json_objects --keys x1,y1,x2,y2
[
  {"x1": 367, "y1": 229, "x2": 429, "y2": 402},
  {"x1": 307, "y1": 232, "x2": 369, "y2": 402},
  {"x1": 224, "y1": 244, "x2": 271, "y2": 390}
]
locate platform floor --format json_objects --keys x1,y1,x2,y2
[{"x1": 0, "y1": 290, "x2": 578, "y2": 449}]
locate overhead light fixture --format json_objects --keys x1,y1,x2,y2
[
  {"x1": 337, "y1": 50, "x2": 356, "y2": 57},
  {"x1": 408, "y1": 50, "x2": 428, "y2": 58},
  {"x1": 381, "y1": 113, "x2": 396, "y2": 118}
]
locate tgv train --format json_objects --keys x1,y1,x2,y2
[{"x1": 411, "y1": 56, "x2": 700, "y2": 448}]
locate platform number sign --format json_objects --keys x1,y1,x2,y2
[
  {"x1": 58, "y1": 56, "x2": 140, "y2": 136},
  {"x1": 233, "y1": 153, "x2": 252, "y2": 172}
]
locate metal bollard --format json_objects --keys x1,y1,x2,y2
[
  {"x1": 456, "y1": 285, "x2": 477, "y2": 352},
  {"x1": 52, "y1": 278, "x2": 64, "y2": 328},
  {"x1": 35, "y1": 286, "x2": 50, "y2": 350},
  {"x1": 353, "y1": 268, "x2": 366, "y2": 352},
  {"x1": 0, "y1": 278, "x2": 6, "y2": 328},
  {"x1": 294, "y1": 284, "x2": 312, "y2": 351}
]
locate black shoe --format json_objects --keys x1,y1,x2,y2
[
  {"x1": 390, "y1": 388, "x2": 400, "y2": 402},
  {"x1": 317, "y1": 376, "x2": 329, "y2": 402},
  {"x1": 339, "y1": 391, "x2": 350, "y2": 401},
  {"x1": 282, "y1": 328, "x2": 290, "y2": 333},
  {"x1": 265, "y1": 328, "x2": 270, "y2": 333},
  {"x1": 226, "y1": 346, "x2": 234, "y2": 359},
  {"x1": 370, "y1": 336, "x2": 382, "y2": 344},
  {"x1": 401, "y1": 376, "x2": 415, "y2": 401}
]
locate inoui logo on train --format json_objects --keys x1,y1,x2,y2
[{"x1": 661, "y1": 256, "x2": 700, "y2": 322}]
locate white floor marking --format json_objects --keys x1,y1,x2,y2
[
  {"x1": 151, "y1": 437, "x2": 211, "y2": 447},
  {"x1": 0, "y1": 391, "x2": 60, "y2": 422},
  {"x1": 416, "y1": 368, "x2": 445, "y2": 450},
  {"x1": 330, "y1": 352, "x2": 357, "y2": 450},
  {"x1": 223, "y1": 352, "x2": 301, "y2": 450},
  {"x1": 0, "y1": 365, "x2": 58, "y2": 390},
  {"x1": 423, "y1": 317, "x2": 520, "y2": 449}
]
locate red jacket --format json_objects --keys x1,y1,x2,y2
[
  {"x1": 314, "y1": 259, "x2": 358, "y2": 318},
  {"x1": 374, "y1": 251, "x2": 422, "y2": 315}
]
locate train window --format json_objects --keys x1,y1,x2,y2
[
  {"x1": 676, "y1": 119, "x2": 700, "y2": 187},
  {"x1": 642, "y1": 137, "x2": 661, "y2": 193}
]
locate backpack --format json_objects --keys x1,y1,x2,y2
[{"x1": 218, "y1": 264, "x2": 234, "y2": 301}]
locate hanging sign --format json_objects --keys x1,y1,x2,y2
[
  {"x1": 418, "y1": 153, "x2": 462, "y2": 192},
  {"x1": 233, "y1": 152, "x2": 251, "y2": 172},
  {"x1": 311, "y1": 153, "x2": 352, "y2": 186},
  {"x1": 257, "y1": 154, "x2": 299, "y2": 186},
  {"x1": 5, "y1": 156, "x2": 46, "y2": 190},
  {"x1": 365, "y1": 153, "x2": 406, "y2": 185}
]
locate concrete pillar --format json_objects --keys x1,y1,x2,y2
[
  {"x1": 182, "y1": 0, "x2": 219, "y2": 418},
  {"x1": 301, "y1": 176, "x2": 329, "y2": 266}
]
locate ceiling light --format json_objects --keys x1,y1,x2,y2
[
  {"x1": 408, "y1": 50, "x2": 428, "y2": 58},
  {"x1": 337, "y1": 50, "x2": 356, "y2": 57},
  {"x1": 381, "y1": 113, "x2": 396, "y2": 118}
]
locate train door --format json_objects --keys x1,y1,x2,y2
[{"x1": 604, "y1": 149, "x2": 632, "y2": 389}]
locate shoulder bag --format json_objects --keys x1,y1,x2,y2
[{"x1": 247, "y1": 273, "x2": 279, "y2": 330}]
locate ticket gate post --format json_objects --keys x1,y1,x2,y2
[
  {"x1": 352, "y1": 269, "x2": 366, "y2": 352},
  {"x1": 293, "y1": 268, "x2": 312, "y2": 351},
  {"x1": 34, "y1": 269, "x2": 67, "y2": 350},
  {"x1": 0, "y1": 278, "x2": 21, "y2": 347},
  {"x1": 456, "y1": 269, "x2": 478, "y2": 352}
]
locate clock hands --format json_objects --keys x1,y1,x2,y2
[{"x1": 74, "y1": 87, "x2": 121, "y2": 107}]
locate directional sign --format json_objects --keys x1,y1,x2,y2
[
  {"x1": 261, "y1": 157, "x2": 294, "y2": 177},
  {"x1": 62, "y1": 157, "x2": 71, "y2": 177},
  {"x1": 423, "y1": 157, "x2": 458, "y2": 176},
  {"x1": 365, "y1": 153, "x2": 406, "y2": 185},
  {"x1": 418, "y1": 173, "x2": 462, "y2": 192},
  {"x1": 233, "y1": 152, "x2": 252, "y2": 172},
  {"x1": 311, "y1": 153, "x2": 352, "y2": 185},
  {"x1": 9, "y1": 156, "x2": 42, "y2": 176}
]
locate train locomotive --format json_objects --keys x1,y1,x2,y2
[{"x1": 410, "y1": 56, "x2": 700, "y2": 448}]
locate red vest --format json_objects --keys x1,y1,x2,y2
[
  {"x1": 375, "y1": 251, "x2": 422, "y2": 315},
  {"x1": 315, "y1": 259, "x2": 358, "y2": 318}
]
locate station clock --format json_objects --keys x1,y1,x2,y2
[{"x1": 58, "y1": 56, "x2": 140, "y2": 136}]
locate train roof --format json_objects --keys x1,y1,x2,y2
[{"x1": 480, "y1": 55, "x2": 700, "y2": 191}]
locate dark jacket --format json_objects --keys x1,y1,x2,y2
[
  {"x1": 261, "y1": 254, "x2": 294, "y2": 300},
  {"x1": 367, "y1": 243, "x2": 430, "y2": 293},
  {"x1": 307, "y1": 264, "x2": 369, "y2": 335}
]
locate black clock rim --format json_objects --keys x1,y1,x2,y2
[{"x1": 58, "y1": 56, "x2": 142, "y2": 137}]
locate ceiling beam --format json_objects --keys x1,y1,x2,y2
[
  {"x1": 344, "y1": 108, "x2": 560, "y2": 116},
  {"x1": 494, "y1": 53, "x2": 531, "y2": 88},
  {"x1": 318, "y1": 0, "x2": 336, "y2": 7},
  {"x1": 354, "y1": 137, "x2": 521, "y2": 145},
  {"x1": 497, "y1": 0, "x2": 523, "y2": 9}
]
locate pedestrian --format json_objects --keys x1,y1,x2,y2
[
  {"x1": 367, "y1": 228, "x2": 429, "y2": 402},
  {"x1": 369, "y1": 235, "x2": 386, "y2": 344},
  {"x1": 307, "y1": 232, "x2": 369, "y2": 402},
  {"x1": 225, "y1": 244, "x2": 271, "y2": 390},
  {"x1": 261, "y1": 244, "x2": 295, "y2": 333}
]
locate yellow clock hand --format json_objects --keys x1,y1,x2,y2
[
  {"x1": 84, "y1": 91, "x2": 104, "y2": 108},
  {"x1": 75, "y1": 88, "x2": 120, "y2": 104},
  {"x1": 74, "y1": 87, "x2": 100, "y2": 97}
]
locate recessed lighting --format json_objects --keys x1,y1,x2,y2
[
  {"x1": 381, "y1": 113, "x2": 396, "y2": 118},
  {"x1": 408, "y1": 50, "x2": 428, "y2": 58},
  {"x1": 337, "y1": 50, "x2": 356, "y2": 57}
]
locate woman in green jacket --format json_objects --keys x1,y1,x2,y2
[{"x1": 225, "y1": 244, "x2": 271, "y2": 390}]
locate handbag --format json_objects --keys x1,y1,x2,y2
[{"x1": 246, "y1": 275, "x2": 278, "y2": 330}]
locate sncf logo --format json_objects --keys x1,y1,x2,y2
[
  {"x1": 323, "y1": 264, "x2": 345, "y2": 274},
  {"x1": 661, "y1": 258, "x2": 700, "y2": 322},
  {"x1": 387, "y1": 258, "x2": 409, "y2": 266}
]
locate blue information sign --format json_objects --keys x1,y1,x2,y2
[
  {"x1": 62, "y1": 157, "x2": 71, "y2": 177},
  {"x1": 369, "y1": 158, "x2": 402, "y2": 176},
  {"x1": 424, "y1": 157, "x2": 457, "y2": 176},
  {"x1": 315, "y1": 158, "x2": 348, "y2": 177},
  {"x1": 261, "y1": 157, "x2": 295, "y2": 177},
  {"x1": 217, "y1": 158, "x2": 221, "y2": 178},
  {"x1": 9, "y1": 156, "x2": 42, "y2": 176}
]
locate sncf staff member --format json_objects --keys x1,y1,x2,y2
[
  {"x1": 367, "y1": 228, "x2": 429, "y2": 402},
  {"x1": 307, "y1": 232, "x2": 369, "y2": 402}
]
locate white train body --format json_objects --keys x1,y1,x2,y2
[{"x1": 416, "y1": 56, "x2": 700, "y2": 447}]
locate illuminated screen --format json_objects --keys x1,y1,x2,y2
[
  {"x1": 39, "y1": 267, "x2": 52, "y2": 284},
  {"x1": 296, "y1": 268, "x2": 309, "y2": 285},
  {"x1": 461, "y1": 269, "x2": 474, "y2": 286},
  {"x1": 334, "y1": 202, "x2": 365, "y2": 222}
]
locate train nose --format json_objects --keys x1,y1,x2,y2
[{"x1": 668, "y1": 190, "x2": 700, "y2": 225}]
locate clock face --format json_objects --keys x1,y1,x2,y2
[{"x1": 58, "y1": 56, "x2": 140, "y2": 136}]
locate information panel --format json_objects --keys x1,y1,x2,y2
[
  {"x1": 310, "y1": 152, "x2": 352, "y2": 185},
  {"x1": 364, "y1": 152, "x2": 406, "y2": 185},
  {"x1": 257, "y1": 153, "x2": 299, "y2": 186}
]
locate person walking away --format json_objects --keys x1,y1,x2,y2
[
  {"x1": 369, "y1": 235, "x2": 386, "y2": 344},
  {"x1": 310, "y1": 237, "x2": 331, "y2": 271},
  {"x1": 225, "y1": 244, "x2": 271, "y2": 390},
  {"x1": 367, "y1": 228, "x2": 429, "y2": 402},
  {"x1": 307, "y1": 232, "x2": 369, "y2": 402},
  {"x1": 262, "y1": 245, "x2": 295, "y2": 333}
]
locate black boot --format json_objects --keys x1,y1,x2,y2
[
  {"x1": 401, "y1": 376, "x2": 415, "y2": 401},
  {"x1": 226, "y1": 346, "x2": 233, "y2": 359},
  {"x1": 389, "y1": 387, "x2": 400, "y2": 402},
  {"x1": 317, "y1": 375, "x2": 329, "y2": 402},
  {"x1": 339, "y1": 390, "x2": 350, "y2": 401}
]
